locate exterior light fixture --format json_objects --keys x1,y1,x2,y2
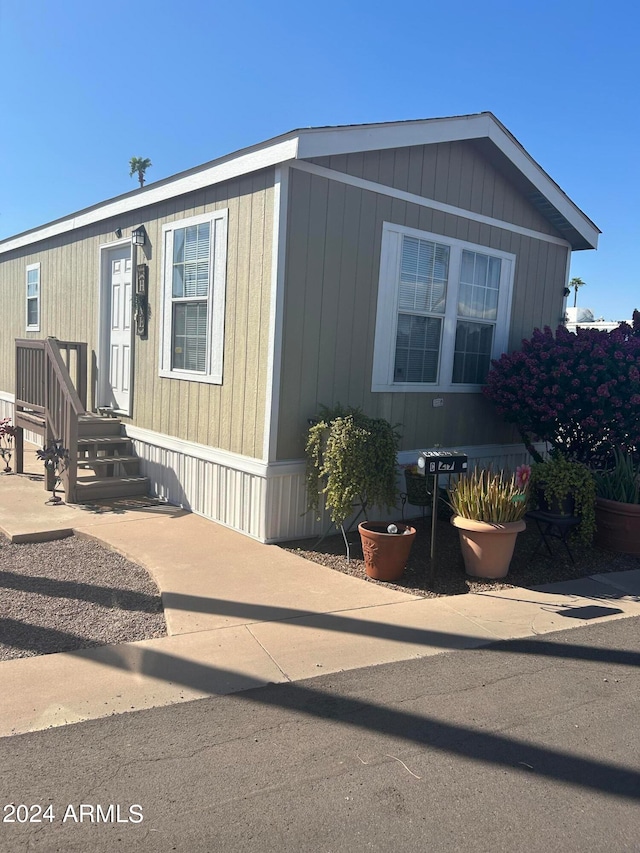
[{"x1": 131, "y1": 225, "x2": 146, "y2": 247}]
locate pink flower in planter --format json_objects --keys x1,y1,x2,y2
[{"x1": 515, "y1": 464, "x2": 531, "y2": 489}]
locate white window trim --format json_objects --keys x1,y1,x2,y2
[
  {"x1": 25, "y1": 262, "x2": 41, "y2": 332},
  {"x1": 372, "y1": 222, "x2": 516, "y2": 394},
  {"x1": 159, "y1": 209, "x2": 228, "y2": 384}
]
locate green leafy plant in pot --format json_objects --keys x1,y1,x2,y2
[
  {"x1": 305, "y1": 406, "x2": 415, "y2": 576},
  {"x1": 36, "y1": 439, "x2": 69, "y2": 505},
  {"x1": 529, "y1": 454, "x2": 596, "y2": 544},
  {"x1": 448, "y1": 468, "x2": 529, "y2": 578},
  {"x1": 592, "y1": 449, "x2": 640, "y2": 555},
  {"x1": 0, "y1": 417, "x2": 17, "y2": 473},
  {"x1": 402, "y1": 463, "x2": 452, "y2": 520}
]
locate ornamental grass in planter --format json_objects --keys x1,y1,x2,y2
[
  {"x1": 448, "y1": 468, "x2": 529, "y2": 579},
  {"x1": 593, "y1": 449, "x2": 640, "y2": 555}
]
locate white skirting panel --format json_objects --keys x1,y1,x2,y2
[
  {"x1": 265, "y1": 462, "x2": 326, "y2": 542},
  {"x1": 264, "y1": 443, "x2": 543, "y2": 543},
  {"x1": 126, "y1": 428, "x2": 268, "y2": 541},
  {"x1": 0, "y1": 392, "x2": 41, "y2": 446},
  {"x1": 0, "y1": 395, "x2": 12, "y2": 420},
  {"x1": 104, "y1": 427, "x2": 543, "y2": 544}
]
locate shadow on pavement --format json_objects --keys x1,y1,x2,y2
[{"x1": 79, "y1": 635, "x2": 640, "y2": 803}]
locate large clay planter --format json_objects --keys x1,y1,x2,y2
[
  {"x1": 451, "y1": 516, "x2": 526, "y2": 579},
  {"x1": 595, "y1": 498, "x2": 640, "y2": 555},
  {"x1": 358, "y1": 522, "x2": 416, "y2": 581}
]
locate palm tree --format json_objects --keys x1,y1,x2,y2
[
  {"x1": 129, "y1": 157, "x2": 152, "y2": 188},
  {"x1": 569, "y1": 276, "x2": 586, "y2": 308}
]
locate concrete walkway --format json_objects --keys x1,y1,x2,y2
[{"x1": 1, "y1": 447, "x2": 639, "y2": 738}]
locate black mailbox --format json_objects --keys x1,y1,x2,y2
[{"x1": 417, "y1": 449, "x2": 468, "y2": 475}]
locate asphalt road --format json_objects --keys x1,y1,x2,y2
[{"x1": 1, "y1": 616, "x2": 639, "y2": 853}]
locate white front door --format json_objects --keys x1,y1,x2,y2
[{"x1": 105, "y1": 246, "x2": 133, "y2": 413}]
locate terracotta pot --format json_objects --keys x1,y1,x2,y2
[
  {"x1": 595, "y1": 497, "x2": 640, "y2": 555},
  {"x1": 451, "y1": 516, "x2": 526, "y2": 579},
  {"x1": 358, "y1": 522, "x2": 416, "y2": 581}
]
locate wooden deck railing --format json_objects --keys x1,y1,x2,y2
[{"x1": 15, "y1": 338, "x2": 88, "y2": 501}]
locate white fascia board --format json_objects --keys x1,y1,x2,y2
[
  {"x1": 296, "y1": 114, "x2": 493, "y2": 160},
  {"x1": 0, "y1": 138, "x2": 299, "y2": 256},
  {"x1": 297, "y1": 114, "x2": 599, "y2": 251},
  {"x1": 487, "y1": 121, "x2": 599, "y2": 250}
]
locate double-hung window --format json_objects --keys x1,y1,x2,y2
[
  {"x1": 372, "y1": 223, "x2": 515, "y2": 392},
  {"x1": 26, "y1": 263, "x2": 40, "y2": 331},
  {"x1": 160, "y1": 210, "x2": 228, "y2": 384}
]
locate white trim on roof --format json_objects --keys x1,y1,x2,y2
[
  {"x1": 486, "y1": 121, "x2": 599, "y2": 250},
  {"x1": 0, "y1": 113, "x2": 598, "y2": 255},
  {"x1": 0, "y1": 139, "x2": 298, "y2": 255},
  {"x1": 295, "y1": 115, "x2": 598, "y2": 250},
  {"x1": 296, "y1": 113, "x2": 494, "y2": 159}
]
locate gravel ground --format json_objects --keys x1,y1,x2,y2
[
  {"x1": 280, "y1": 515, "x2": 640, "y2": 597},
  {"x1": 0, "y1": 534, "x2": 166, "y2": 661}
]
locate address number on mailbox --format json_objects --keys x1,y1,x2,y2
[{"x1": 417, "y1": 450, "x2": 468, "y2": 475}]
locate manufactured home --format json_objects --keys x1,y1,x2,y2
[{"x1": 0, "y1": 113, "x2": 599, "y2": 541}]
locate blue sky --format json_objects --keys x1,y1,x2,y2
[{"x1": 1, "y1": 0, "x2": 637, "y2": 322}]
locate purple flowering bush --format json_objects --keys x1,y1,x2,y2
[{"x1": 484, "y1": 311, "x2": 640, "y2": 465}]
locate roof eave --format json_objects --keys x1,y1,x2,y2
[{"x1": 0, "y1": 112, "x2": 599, "y2": 255}]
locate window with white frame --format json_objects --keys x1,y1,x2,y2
[
  {"x1": 26, "y1": 262, "x2": 40, "y2": 331},
  {"x1": 159, "y1": 210, "x2": 228, "y2": 384},
  {"x1": 372, "y1": 223, "x2": 515, "y2": 392}
]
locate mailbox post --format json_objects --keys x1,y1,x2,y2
[{"x1": 417, "y1": 449, "x2": 468, "y2": 579}]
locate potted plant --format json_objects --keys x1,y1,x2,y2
[
  {"x1": 401, "y1": 463, "x2": 452, "y2": 520},
  {"x1": 529, "y1": 454, "x2": 596, "y2": 544},
  {"x1": 36, "y1": 439, "x2": 69, "y2": 504},
  {"x1": 593, "y1": 449, "x2": 640, "y2": 555},
  {"x1": 403, "y1": 463, "x2": 432, "y2": 506},
  {"x1": 448, "y1": 468, "x2": 529, "y2": 578},
  {"x1": 0, "y1": 417, "x2": 17, "y2": 473},
  {"x1": 305, "y1": 406, "x2": 415, "y2": 577}
]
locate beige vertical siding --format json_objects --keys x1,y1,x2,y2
[
  {"x1": 309, "y1": 141, "x2": 561, "y2": 238},
  {"x1": 0, "y1": 169, "x2": 275, "y2": 459},
  {"x1": 276, "y1": 151, "x2": 570, "y2": 460}
]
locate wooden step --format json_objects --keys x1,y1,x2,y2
[
  {"x1": 78, "y1": 455, "x2": 139, "y2": 467},
  {"x1": 78, "y1": 456, "x2": 140, "y2": 476},
  {"x1": 77, "y1": 436, "x2": 131, "y2": 448},
  {"x1": 75, "y1": 476, "x2": 150, "y2": 501},
  {"x1": 77, "y1": 416, "x2": 122, "y2": 437}
]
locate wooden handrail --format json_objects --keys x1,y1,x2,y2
[
  {"x1": 15, "y1": 337, "x2": 88, "y2": 501},
  {"x1": 15, "y1": 338, "x2": 88, "y2": 412},
  {"x1": 43, "y1": 338, "x2": 86, "y2": 503}
]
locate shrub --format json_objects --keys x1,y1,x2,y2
[
  {"x1": 483, "y1": 311, "x2": 640, "y2": 465},
  {"x1": 305, "y1": 406, "x2": 401, "y2": 526},
  {"x1": 529, "y1": 454, "x2": 596, "y2": 543}
]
